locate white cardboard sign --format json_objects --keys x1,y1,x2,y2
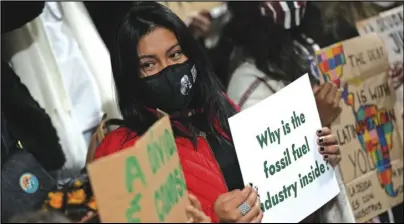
[{"x1": 228, "y1": 74, "x2": 340, "y2": 222}]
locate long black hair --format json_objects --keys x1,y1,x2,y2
[
  {"x1": 221, "y1": 2, "x2": 308, "y2": 83},
  {"x1": 110, "y1": 2, "x2": 237, "y2": 147}
]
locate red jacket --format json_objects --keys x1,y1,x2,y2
[
  {"x1": 94, "y1": 98, "x2": 240, "y2": 222},
  {"x1": 94, "y1": 128, "x2": 227, "y2": 222}
]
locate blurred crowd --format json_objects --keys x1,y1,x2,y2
[{"x1": 1, "y1": 1, "x2": 403, "y2": 223}]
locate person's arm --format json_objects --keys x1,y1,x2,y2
[
  {"x1": 312, "y1": 83, "x2": 342, "y2": 128},
  {"x1": 2, "y1": 61, "x2": 66, "y2": 171}
]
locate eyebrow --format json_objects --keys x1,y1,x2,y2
[
  {"x1": 166, "y1": 43, "x2": 180, "y2": 54},
  {"x1": 138, "y1": 43, "x2": 180, "y2": 60}
]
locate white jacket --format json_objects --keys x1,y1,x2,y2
[
  {"x1": 227, "y1": 61, "x2": 285, "y2": 110},
  {"x1": 1, "y1": 2, "x2": 120, "y2": 172}
]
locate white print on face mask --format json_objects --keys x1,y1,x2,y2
[
  {"x1": 191, "y1": 65, "x2": 197, "y2": 82},
  {"x1": 180, "y1": 65, "x2": 197, "y2": 95},
  {"x1": 180, "y1": 75, "x2": 192, "y2": 95}
]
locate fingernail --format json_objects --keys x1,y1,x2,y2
[
  {"x1": 249, "y1": 183, "x2": 253, "y2": 187},
  {"x1": 318, "y1": 138, "x2": 324, "y2": 144},
  {"x1": 317, "y1": 129, "x2": 322, "y2": 134},
  {"x1": 320, "y1": 147, "x2": 324, "y2": 152},
  {"x1": 324, "y1": 155, "x2": 328, "y2": 160}
]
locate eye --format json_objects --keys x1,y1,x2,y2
[
  {"x1": 169, "y1": 50, "x2": 183, "y2": 61},
  {"x1": 140, "y1": 61, "x2": 156, "y2": 71}
]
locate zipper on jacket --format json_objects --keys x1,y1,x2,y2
[{"x1": 198, "y1": 131, "x2": 228, "y2": 191}]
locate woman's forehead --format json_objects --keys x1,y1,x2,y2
[{"x1": 137, "y1": 27, "x2": 179, "y2": 56}]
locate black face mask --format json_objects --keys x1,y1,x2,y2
[{"x1": 138, "y1": 61, "x2": 197, "y2": 113}]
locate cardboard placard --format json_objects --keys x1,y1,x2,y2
[
  {"x1": 356, "y1": 5, "x2": 404, "y2": 147},
  {"x1": 228, "y1": 74, "x2": 340, "y2": 223},
  {"x1": 356, "y1": 5, "x2": 403, "y2": 65},
  {"x1": 315, "y1": 33, "x2": 404, "y2": 223},
  {"x1": 158, "y1": 2, "x2": 223, "y2": 21},
  {"x1": 87, "y1": 116, "x2": 189, "y2": 223}
]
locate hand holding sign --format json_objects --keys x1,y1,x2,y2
[
  {"x1": 228, "y1": 74, "x2": 340, "y2": 223},
  {"x1": 313, "y1": 83, "x2": 342, "y2": 127},
  {"x1": 213, "y1": 186, "x2": 262, "y2": 223},
  {"x1": 388, "y1": 61, "x2": 404, "y2": 90},
  {"x1": 186, "y1": 194, "x2": 211, "y2": 223},
  {"x1": 317, "y1": 127, "x2": 341, "y2": 167}
]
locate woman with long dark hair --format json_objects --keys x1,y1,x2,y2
[{"x1": 94, "y1": 2, "x2": 341, "y2": 222}]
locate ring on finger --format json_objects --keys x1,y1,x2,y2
[{"x1": 238, "y1": 201, "x2": 252, "y2": 216}]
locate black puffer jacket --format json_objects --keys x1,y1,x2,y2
[
  {"x1": 1, "y1": 1, "x2": 45, "y2": 34},
  {"x1": 1, "y1": 61, "x2": 66, "y2": 171},
  {"x1": 1, "y1": 1, "x2": 65, "y2": 171}
]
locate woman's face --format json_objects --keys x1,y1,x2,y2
[{"x1": 137, "y1": 27, "x2": 188, "y2": 77}]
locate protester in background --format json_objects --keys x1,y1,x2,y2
[
  {"x1": 303, "y1": 2, "x2": 377, "y2": 47},
  {"x1": 305, "y1": 1, "x2": 402, "y2": 47},
  {"x1": 224, "y1": 2, "x2": 342, "y2": 128},
  {"x1": 187, "y1": 3, "x2": 230, "y2": 50},
  {"x1": 94, "y1": 2, "x2": 341, "y2": 222},
  {"x1": 304, "y1": 2, "x2": 404, "y2": 223},
  {"x1": 222, "y1": 2, "x2": 353, "y2": 223},
  {"x1": 186, "y1": 4, "x2": 233, "y2": 87},
  {"x1": 2, "y1": 1, "x2": 104, "y2": 173},
  {"x1": 187, "y1": 10, "x2": 214, "y2": 41},
  {"x1": 1, "y1": 1, "x2": 65, "y2": 173},
  {"x1": 304, "y1": 2, "x2": 404, "y2": 106},
  {"x1": 1, "y1": 5, "x2": 65, "y2": 221},
  {"x1": 1, "y1": 61, "x2": 66, "y2": 171}
]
